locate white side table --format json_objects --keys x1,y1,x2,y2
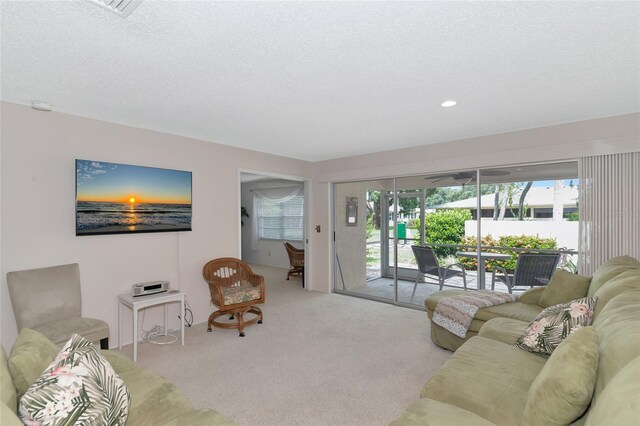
[{"x1": 117, "y1": 290, "x2": 185, "y2": 362}]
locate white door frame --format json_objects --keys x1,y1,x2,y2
[{"x1": 237, "y1": 168, "x2": 311, "y2": 290}]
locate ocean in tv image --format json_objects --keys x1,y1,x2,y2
[{"x1": 76, "y1": 160, "x2": 192, "y2": 235}]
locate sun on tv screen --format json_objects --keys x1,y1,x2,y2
[{"x1": 76, "y1": 159, "x2": 192, "y2": 236}]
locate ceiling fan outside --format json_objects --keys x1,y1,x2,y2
[{"x1": 425, "y1": 170, "x2": 510, "y2": 185}]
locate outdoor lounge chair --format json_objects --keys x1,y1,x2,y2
[
  {"x1": 490, "y1": 252, "x2": 561, "y2": 293},
  {"x1": 411, "y1": 245, "x2": 467, "y2": 302}
]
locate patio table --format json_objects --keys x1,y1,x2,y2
[{"x1": 456, "y1": 251, "x2": 511, "y2": 290}]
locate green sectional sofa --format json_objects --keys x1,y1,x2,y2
[
  {"x1": 0, "y1": 329, "x2": 233, "y2": 425},
  {"x1": 391, "y1": 256, "x2": 640, "y2": 425}
]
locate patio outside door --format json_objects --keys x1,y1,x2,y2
[{"x1": 334, "y1": 179, "x2": 395, "y2": 303}]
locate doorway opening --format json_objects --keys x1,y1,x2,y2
[{"x1": 240, "y1": 171, "x2": 308, "y2": 289}]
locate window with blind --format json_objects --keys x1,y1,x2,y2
[{"x1": 257, "y1": 194, "x2": 304, "y2": 241}]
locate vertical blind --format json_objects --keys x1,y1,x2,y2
[
  {"x1": 578, "y1": 152, "x2": 640, "y2": 275},
  {"x1": 253, "y1": 186, "x2": 304, "y2": 242}
]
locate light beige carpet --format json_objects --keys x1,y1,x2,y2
[{"x1": 124, "y1": 265, "x2": 451, "y2": 426}]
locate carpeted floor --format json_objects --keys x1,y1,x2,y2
[{"x1": 121, "y1": 265, "x2": 452, "y2": 426}]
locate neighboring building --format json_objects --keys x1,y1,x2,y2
[{"x1": 436, "y1": 186, "x2": 579, "y2": 220}]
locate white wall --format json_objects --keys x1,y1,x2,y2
[
  {"x1": 0, "y1": 102, "x2": 310, "y2": 350},
  {"x1": 240, "y1": 179, "x2": 304, "y2": 268},
  {"x1": 309, "y1": 113, "x2": 640, "y2": 293},
  {"x1": 2, "y1": 103, "x2": 637, "y2": 350}
]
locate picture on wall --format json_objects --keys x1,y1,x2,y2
[{"x1": 76, "y1": 159, "x2": 192, "y2": 236}]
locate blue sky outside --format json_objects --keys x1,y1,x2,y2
[{"x1": 76, "y1": 160, "x2": 191, "y2": 204}]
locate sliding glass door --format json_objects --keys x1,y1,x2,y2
[{"x1": 333, "y1": 161, "x2": 579, "y2": 309}]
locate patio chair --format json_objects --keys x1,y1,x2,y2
[
  {"x1": 490, "y1": 252, "x2": 561, "y2": 294},
  {"x1": 411, "y1": 245, "x2": 467, "y2": 302},
  {"x1": 203, "y1": 258, "x2": 265, "y2": 337},
  {"x1": 284, "y1": 242, "x2": 304, "y2": 281}
]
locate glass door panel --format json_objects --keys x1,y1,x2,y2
[
  {"x1": 334, "y1": 179, "x2": 395, "y2": 302},
  {"x1": 395, "y1": 173, "x2": 479, "y2": 306},
  {"x1": 478, "y1": 162, "x2": 579, "y2": 292}
]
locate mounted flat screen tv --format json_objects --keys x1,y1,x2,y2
[{"x1": 76, "y1": 159, "x2": 192, "y2": 236}]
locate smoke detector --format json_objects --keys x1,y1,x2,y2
[{"x1": 86, "y1": 0, "x2": 143, "y2": 17}]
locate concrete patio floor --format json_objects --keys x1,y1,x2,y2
[{"x1": 345, "y1": 271, "x2": 516, "y2": 308}]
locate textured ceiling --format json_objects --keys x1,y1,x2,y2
[{"x1": 2, "y1": 1, "x2": 639, "y2": 161}]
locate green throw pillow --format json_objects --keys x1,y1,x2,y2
[
  {"x1": 538, "y1": 270, "x2": 591, "y2": 308},
  {"x1": 8, "y1": 329, "x2": 59, "y2": 399},
  {"x1": 515, "y1": 296, "x2": 598, "y2": 355},
  {"x1": 19, "y1": 334, "x2": 130, "y2": 426},
  {"x1": 521, "y1": 326, "x2": 599, "y2": 426}
]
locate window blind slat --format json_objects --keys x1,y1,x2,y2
[{"x1": 257, "y1": 194, "x2": 304, "y2": 241}]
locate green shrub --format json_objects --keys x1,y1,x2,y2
[
  {"x1": 458, "y1": 234, "x2": 557, "y2": 272},
  {"x1": 418, "y1": 209, "x2": 472, "y2": 257},
  {"x1": 406, "y1": 218, "x2": 420, "y2": 229},
  {"x1": 366, "y1": 215, "x2": 374, "y2": 240}
]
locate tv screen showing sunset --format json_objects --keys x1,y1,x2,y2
[{"x1": 76, "y1": 159, "x2": 192, "y2": 235}]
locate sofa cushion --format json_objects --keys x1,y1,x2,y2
[
  {"x1": 538, "y1": 270, "x2": 591, "y2": 308},
  {"x1": 19, "y1": 334, "x2": 130, "y2": 426},
  {"x1": 425, "y1": 289, "x2": 467, "y2": 312},
  {"x1": 474, "y1": 301, "x2": 544, "y2": 323},
  {"x1": 521, "y1": 327, "x2": 599, "y2": 426},
  {"x1": 389, "y1": 398, "x2": 495, "y2": 426},
  {"x1": 477, "y1": 318, "x2": 529, "y2": 346},
  {"x1": 515, "y1": 296, "x2": 597, "y2": 355},
  {"x1": 592, "y1": 289, "x2": 640, "y2": 402},
  {"x1": 421, "y1": 336, "x2": 546, "y2": 426},
  {"x1": 1, "y1": 347, "x2": 17, "y2": 414},
  {"x1": 516, "y1": 287, "x2": 546, "y2": 305},
  {"x1": 584, "y1": 356, "x2": 640, "y2": 426},
  {"x1": 587, "y1": 256, "x2": 640, "y2": 297},
  {"x1": 118, "y1": 367, "x2": 233, "y2": 425},
  {"x1": 32, "y1": 317, "x2": 110, "y2": 346},
  {"x1": 99, "y1": 349, "x2": 135, "y2": 374},
  {"x1": 7, "y1": 328, "x2": 58, "y2": 399},
  {"x1": 591, "y1": 269, "x2": 640, "y2": 317}
]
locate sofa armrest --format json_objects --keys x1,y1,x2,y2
[
  {"x1": 0, "y1": 402, "x2": 22, "y2": 426},
  {"x1": 478, "y1": 318, "x2": 530, "y2": 346},
  {"x1": 390, "y1": 398, "x2": 496, "y2": 426},
  {"x1": 517, "y1": 287, "x2": 545, "y2": 305},
  {"x1": 100, "y1": 350, "x2": 135, "y2": 374}
]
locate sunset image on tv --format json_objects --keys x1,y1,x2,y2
[{"x1": 76, "y1": 160, "x2": 192, "y2": 235}]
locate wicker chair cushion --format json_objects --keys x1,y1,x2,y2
[{"x1": 223, "y1": 285, "x2": 261, "y2": 305}]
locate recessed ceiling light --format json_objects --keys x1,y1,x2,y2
[{"x1": 441, "y1": 100, "x2": 457, "y2": 108}]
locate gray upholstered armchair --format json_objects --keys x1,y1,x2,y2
[{"x1": 7, "y1": 263, "x2": 110, "y2": 349}]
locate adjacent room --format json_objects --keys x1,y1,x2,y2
[{"x1": 1, "y1": 1, "x2": 639, "y2": 426}]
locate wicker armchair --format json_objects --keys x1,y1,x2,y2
[
  {"x1": 202, "y1": 258, "x2": 265, "y2": 337},
  {"x1": 284, "y1": 242, "x2": 304, "y2": 281}
]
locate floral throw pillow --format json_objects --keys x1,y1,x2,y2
[
  {"x1": 19, "y1": 334, "x2": 130, "y2": 426},
  {"x1": 515, "y1": 296, "x2": 598, "y2": 356}
]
